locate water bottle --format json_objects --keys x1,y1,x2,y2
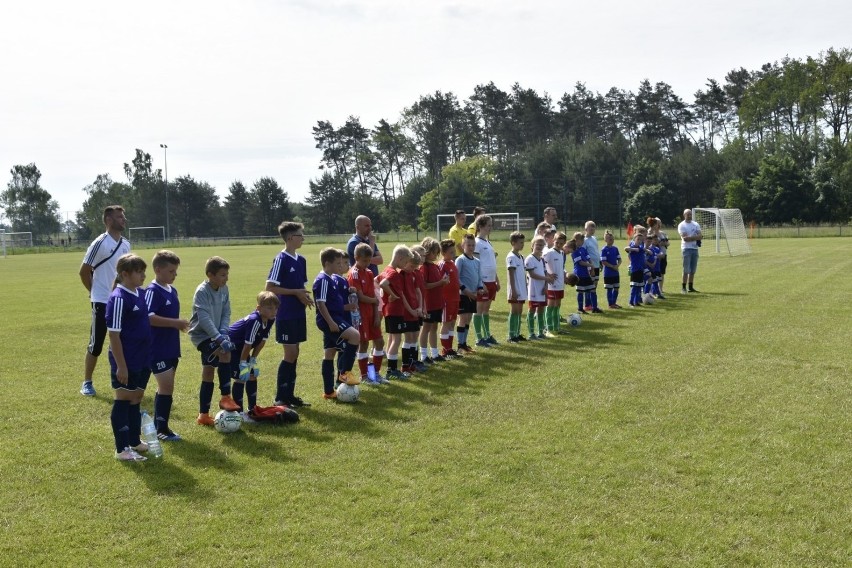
[
  {"x1": 367, "y1": 362, "x2": 377, "y2": 382},
  {"x1": 140, "y1": 411, "x2": 163, "y2": 458},
  {"x1": 348, "y1": 287, "x2": 361, "y2": 327}
]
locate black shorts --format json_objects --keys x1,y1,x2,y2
[
  {"x1": 576, "y1": 276, "x2": 595, "y2": 292},
  {"x1": 404, "y1": 319, "x2": 421, "y2": 333},
  {"x1": 276, "y1": 316, "x2": 307, "y2": 344},
  {"x1": 87, "y1": 302, "x2": 107, "y2": 357},
  {"x1": 590, "y1": 267, "x2": 600, "y2": 281},
  {"x1": 318, "y1": 320, "x2": 352, "y2": 349},
  {"x1": 630, "y1": 270, "x2": 645, "y2": 286},
  {"x1": 111, "y1": 367, "x2": 151, "y2": 391},
  {"x1": 660, "y1": 257, "x2": 668, "y2": 275},
  {"x1": 384, "y1": 315, "x2": 407, "y2": 334},
  {"x1": 198, "y1": 338, "x2": 230, "y2": 367},
  {"x1": 424, "y1": 309, "x2": 442, "y2": 323},
  {"x1": 603, "y1": 275, "x2": 620, "y2": 289},
  {"x1": 151, "y1": 358, "x2": 180, "y2": 375},
  {"x1": 458, "y1": 295, "x2": 476, "y2": 315}
]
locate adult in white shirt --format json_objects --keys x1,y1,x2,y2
[
  {"x1": 677, "y1": 208, "x2": 702, "y2": 293},
  {"x1": 79, "y1": 205, "x2": 131, "y2": 396}
]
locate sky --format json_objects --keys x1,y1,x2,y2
[{"x1": 1, "y1": 0, "x2": 850, "y2": 221}]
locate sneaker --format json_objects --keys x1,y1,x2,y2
[
  {"x1": 433, "y1": 354, "x2": 447, "y2": 362},
  {"x1": 688, "y1": 287, "x2": 699, "y2": 293},
  {"x1": 157, "y1": 429, "x2": 182, "y2": 442},
  {"x1": 287, "y1": 396, "x2": 311, "y2": 408},
  {"x1": 457, "y1": 344, "x2": 475, "y2": 354},
  {"x1": 516, "y1": 335, "x2": 528, "y2": 341},
  {"x1": 591, "y1": 308, "x2": 604, "y2": 314},
  {"x1": 656, "y1": 294, "x2": 666, "y2": 300},
  {"x1": 219, "y1": 395, "x2": 241, "y2": 411},
  {"x1": 536, "y1": 333, "x2": 547, "y2": 339},
  {"x1": 196, "y1": 413, "x2": 215, "y2": 426},
  {"x1": 363, "y1": 377, "x2": 381, "y2": 386},
  {"x1": 80, "y1": 381, "x2": 96, "y2": 396},
  {"x1": 422, "y1": 357, "x2": 435, "y2": 366},
  {"x1": 527, "y1": 334, "x2": 541, "y2": 341},
  {"x1": 323, "y1": 391, "x2": 337, "y2": 400},
  {"x1": 131, "y1": 441, "x2": 149, "y2": 453},
  {"x1": 486, "y1": 336, "x2": 499, "y2": 346},
  {"x1": 413, "y1": 361, "x2": 428, "y2": 373},
  {"x1": 241, "y1": 412, "x2": 258, "y2": 424},
  {"x1": 377, "y1": 374, "x2": 391, "y2": 385},
  {"x1": 475, "y1": 338, "x2": 491, "y2": 348},
  {"x1": 507, "y1": 336, "x2": 520, "y2": 344},
  {"x1": 339, "y1": 371, "x2": 361, "y2": 386},
  {"x1": 583, "y1": 306, "x2": 593, "y2": 312},
  {"x1": 681, "y1": 288, "x2": 688, "y2": 294},
  {"x1": 543, "y1": 331, "x2": 557, "y2": 339},
  {"x1": 115, "y1": 447, "x2": 147, "y2": 462},
  {"x1": 386, "y1": 369, "x2": 407, "y2": 380}
]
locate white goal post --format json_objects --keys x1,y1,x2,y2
[
  {"x1": 128, "y1": 226, "x2": 166, "y2": 244},
  {"x1": 436, "y1": 212, "x2": 522, "y2": 240},
  {"x1": 692, "y1": 208, "x2": 751, "y2": 256},
  {"x1": 1, "y1": 231, "x2": 34, "y2": 257}
]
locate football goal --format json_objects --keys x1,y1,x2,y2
[
  {"x1": 436, "y1": 212, "x2": 521, "y2": 240},
  {"x1": 1, "y1": 231, "x2": 34, "y2": 257},
  {"x1": 692, "y1": 208, "x2": 751, "y2": 256},
  {"x1": 128, "y1": 226, "x2": 166, "y2": 245}
]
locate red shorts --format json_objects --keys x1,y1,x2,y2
[
  {"x1": 528, "y1": 300, "x2": 546, "y2": 309},
  {"x1": 359, "y1": 320, "x2": 382, "y2": 342},
  {"x1": 480, "y1": 281, "x2": 498, "y2": 301},
  {"x1": 546, "y1": 289, "x2": 564, "y2": 300},
  {"x1": 442, "y1": 302, "x2": 459, "y2": 322}
]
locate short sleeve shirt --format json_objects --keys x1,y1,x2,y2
[{"x1": 267, "y1": 251, "x2": 308, "y2": 321}]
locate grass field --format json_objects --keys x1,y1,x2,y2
[{"x1": 0, "y1": 238, "x2": 850, "y2": 566}]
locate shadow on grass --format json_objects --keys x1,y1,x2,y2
[
  {"x1": 129, "y1": 455, "x2": 213, "y2": 499},
  {"x1": 161, "y1": 438, "x2": 242, "y2": 472}
]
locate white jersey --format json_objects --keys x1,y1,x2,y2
[
  {"x1": 542, "y1": 247, "x2": 565, "y2": 291},
  {"x1": 505, "y1": 251, "x2": 527, "y2": 301},
  {"x1": 82, "y1": 232, "x2": 131, "y2": 303},
  {"x1": 525, "y1": 254, "x2": 547, "y2": 302},
  {"x1": 474, "y1": 237, "x2": 498, "y2": 282},
  {"x1": 582, "y1": 235, "x2": 601, "y2": 268}
]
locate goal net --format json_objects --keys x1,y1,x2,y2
[
  {"x1": 436, "y1": 212, "x2": 522, "y2": 240},
  {"x1": 692, "y1": 208, "x2": 751, "y2": 256},
  {"x1": 128, "y1": 226, "x2": 166, "y2": 245},
  {"x1": 1, "y1": 231, "x2": 34, "y2": 257}
]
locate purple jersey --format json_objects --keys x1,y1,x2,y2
[
  {"x1": 106, "y1": 285, "x2": 152, "y2": 372},
  {"x1": 627, "y1": 241, "x2": 645, "y2": 273},
  {"x1": 145, "y1": 282, "x2": 181, "y2": 361},
  {"x1": 600, "y1": 245, "x2": 621, "y2": 278},
  {"x1": 572, "y1": 246, "x2": 591, "y2": 278},
  {"x1": 333, "y1": 273, "x2": 352, "y2": 324},
  {"x1": 313, "y1": 271, "x2": 346, "y2": 326},
  {"x1": 267, "y1": 251, "x2": 307, "y2": 321},
  {"x1": 229, "y1": 310, "x2": 273, "y2": 350}
]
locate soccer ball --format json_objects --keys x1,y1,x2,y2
[
  {"x1": 214, "y1": 410, "x2": 242, "y2": 433},
  {"x1": 568, "y1": 313, "x2": 583, "y2": 327},
  {"x1": 642, "y1": 293, "x2": 655, "y2": 305},
  {"x1": 336, "y1": 383, "x2": 360, "y2": 403}
]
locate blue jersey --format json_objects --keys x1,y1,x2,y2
[
  {"x1": 229, "y1": 310, "x2": 273, "y2": 351},
  {"x1": 455, "y1": 254, "x2": 483, "y2": 294},
  {"x1": 646, "y1": 246, "x2": 658, "y2": 271},
  {"x1": 106, "y1": 285, "x2": 152, "y2": 372},
  {"x1": 313, "y1": 271, "x2": 346, "y2": 326},
  {"x1": 650, "y1": 245, "x2": 662, "y2": 271},
  {"x1": 145, "y1": 281, "x2": 181, "y2": 361},
  {"x1": 267, "y1": 251, "x2": 307, "y2": 321},
  {"x1": 627, "y1": 241, "x2": 645, "y2": 273},
  {"x1": 600, "y1": 245, "x2": 621, "y2": 278},
  {"x1": 572, "y1": 247, "x2": 591, "y2": 278},
  {"x1": 333, "y1": 274, "x2": 352, "y2": 323}
]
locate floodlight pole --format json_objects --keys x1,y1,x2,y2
[{"x1": 160, "y1": 143, "x2": 170, "y2": 240}]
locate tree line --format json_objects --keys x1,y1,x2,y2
[{"x1": 3, "y1": 47, "x2": 850, "y2": 242}]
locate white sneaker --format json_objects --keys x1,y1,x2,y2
[
  {"x1": 376, "y1": 373, "x2": 391, "y2": 385},
  {"x1": 131, "y1": 441, "x2": 149, "y2": 453},
  {"x1": 241, "y1": 411, "x2": 257, "y2": 424},
  {"x1": 115, "y1": 447, "x2": 147, "y2": 461}
]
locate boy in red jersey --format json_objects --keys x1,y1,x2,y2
[
  {"x1": 377, "y1": 245, "x2": 414, "y2": 380},
  {"x1": 348, "y1": 243, "x2": 387, "y2": 384},
  {"x1": 437, "y1": 239, "x2": 461, "y2": 358},
  {"x1": 418, "y1": 238, "x2": 448, "y2": 364}
]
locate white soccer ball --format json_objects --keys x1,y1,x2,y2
[
  {"x1": 642, "y1": 293, "x2": 655, "y2": 305},
  {"x1": 568, "y1": 313, "x2": 583, "y2": 327},
  {"x1": 336, "y1": 383, "x2": 360, "y2": 403},
  {"x1": 214, "y1": 410, "x2": 242, "y2": 433}
]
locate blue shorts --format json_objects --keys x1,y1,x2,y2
[
  {"x1": 198, "y1": 338, "x2": 226, "y2": 367},
  {"x1": 276, "y1": 317, "x2": 307, "y2": 344},
  {"x1": 151, "y1": 358, "x2": 179, "y2": 375},
  {"x1": 682, "y1": 248, "x2": 699, "y2": 274},
  {"x1": 318, "y1": 320, "x2": 352, "y2": 350},
  {"x1": 111, "y1": 367, "x2": 151, "y2": 391}
]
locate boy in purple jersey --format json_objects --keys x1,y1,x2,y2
[
  {"x1": 625, "y1": 226, "x2": 647, "y2": 307},
  {"x1": 224, "y1": 291, "x2": 281, "y2": 418},
  {"x1": 570, "y1": 232, "x2": 601, "y2": 313},
  {"x1": 188, "y1": 256, "x2": 240, "y2": 426},
  {"x1": 145, "y1": 250, "x2": 190, "y2": 441},
  {"x1": 314, "y1": 248, "x2": 361, "y2": 399},
  {"x1": 106, "y1": 254, "x2": 152, "y2": 461},
  {"x1": 265, "y1": 221, "x2": 315, "y2": 408},
  {"x1": 599, "y1": 230, "x2": 622, "y2": 309}
]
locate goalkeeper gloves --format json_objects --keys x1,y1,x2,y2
[
  {"x1": 249, "y1": 356, "x2": 259, "y2": 378},
  {"x1": 238, "y1": 361, "x2": 251, "y2": 382}
]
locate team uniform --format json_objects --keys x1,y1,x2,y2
[
  {"x1": 542, "y1": 245, "x2": 565, "y2": 300},
  {"x1": 506, "y1": 251, "x2": 527, "y2": 303},
  {"x1": 454, "y1": 253, "x2": 483, "y2": 349},
  {"x1": 420, "y1": 262, "x2": 445, "y2": 324},
  {"x1": 448, "y1": 224, "x2": 468, "y2": 254},
  {"x1": 348, "y1": 264, "x2": 382, "y2": 341},
  {"x1": 572, "y1": 246, "x2": 597, "y2": 312},
  {"x1": 644, "y1": 246, "x2": 658, "y2": 295},
  {"x1": 525, "y1": 253, "x2": 548, "y2": 338},
  {"x1": 106, "y1": 284, "x2": 151, "y2": 457},
  {"x1": 314, "y1": 270, "x2": 358, "y2": 394},
  {"x1": 403, "y1": 269, "x2": 422, "y2": 331},
  {"x1": 267, "y1": 250, "x2": 308, "y2": 405},
  {"x1": 439, "y1": 258, "x2": 460, "y2": 323},
  {"x1": 583, "y1": 234, "x2": 601, "y2": 283},
  {"x1": 474, "y1": 237, "x2": 498, "y2": 300},
  {"x1": 626, "y1": 241, "x2": 646, "y2": 306},
  {"x1": 600, "y1": 244, "x2": 621, "y2": 307},
  {"x1": 145, "y1": 281, "x2": 181, "y2": 436},
  {"x1": 226, "y1": 310, "x2": 274, "y2": 413},
  {"x1": 83, "y1": 233, "x2": 131, "y2": 358}
]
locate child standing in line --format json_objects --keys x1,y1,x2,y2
[
  {"x1": 107, "y1": 254, "x2": 152, "y2": 461},
  {"x1": 403, "y1": 247, "x2": 427, "y2": 372},
  {"x1": 455, "y1": 234, "x2": 484, "y2": 352},
  {"x1": 348, "y1": 243, "x2": 387, "y2": 384},
  {"x1": 525, "y1": 236, "x2": 553, "y2": 340},
  {"x1": 543, "y1": 231, "x2": 567, "y2": 336},
  {"x1": 582, "y1": 220, "x2": 602, "y2": 313},
  {"x1": 227, "y1": 291, "x2": 280, "y2": 418},
  {"x1": 419, "y1": 238, "x2": 449, "y2": 364},
  {"x1": 378, "y1": 245, "x2": 415, "y2": 380},
  {"x1": 648, "y1": 234, "x2": 665, "y2": 299},
  {"x1": 438, "y1": 239, "x2": 462, "y2": 358},
  {"x1": 189, "y1": 256, "x2": 240, "y2": 426},
  {"x1": 625, "y1": 226, "x2": 647, "y2": 307},
  {"x1": 473, "y1": 215, "x2": 500, "y2": 347},
  {"x1": 570, "y1": 232, "x2": 599, "y2": 314},
  {"x1": 599, "y1": 230, "x2": 622, "y2": 309},
  {"x1": 145, "y1": 250, "x2": 190, "y2": 441},
  {"x1": 505, "y1": 232, "x2": 528, "y2": 342},
  {"x1": 265, "y1": 221, "x2": 314, "y2": 408},
  {"x1": 314, "y1": 248, "x2": 361, "y2": 399}
]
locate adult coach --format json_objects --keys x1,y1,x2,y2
[
  {"x1": 543, "y1": 207, "x2": 558, "y2": 229},
  {"x1": 467, "y1": 206, "x2": 485, "y2": 235},
  {"x1": 677, "y1": 208, "x2": 702, "y2": 293},
  {"x1": 447, "y1": 209, "x2": 468, "y2": 256},
  {"x1": 347, "y1": 215, "x2": 383, "y2": 276},
  {"x1": 79, "y1": 205, "x2": 131, "y2": 396}
]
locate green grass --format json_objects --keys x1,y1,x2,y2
[{"x1": 0, "y1": 239, "x2": 849, "y2": 566}]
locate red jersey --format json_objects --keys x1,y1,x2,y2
[
  {"x1": 439, "y1": 259, "x2": 460, "y2": 305},
  {"x1": 420, "y1": 262, "x2": 445, "y2": 311},
  {"x1": 348, "y1": 264, "x2": 376, "y2": 320},
  {"x1": 378, "y1": 266, "x2": 405, "y2": 317},
  {"x1": 405, "y1": 269, "x2": 422, "y2": 320}
]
